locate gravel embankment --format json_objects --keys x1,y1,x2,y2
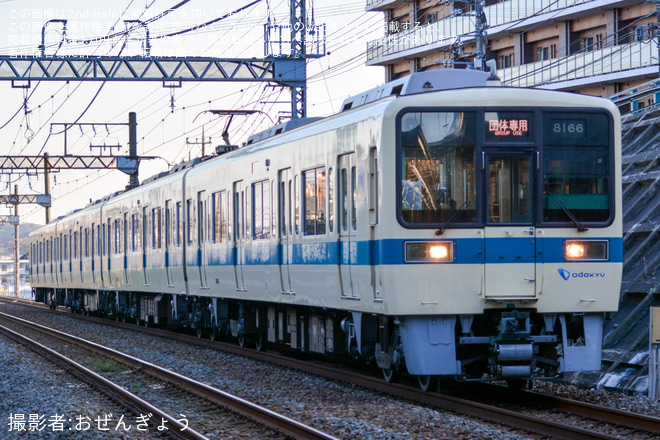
[{"x1": 2, "y1": 303, "x2": 657, "y2": 439}]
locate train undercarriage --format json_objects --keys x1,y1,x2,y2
[{"x1": 33, "y1": 287, "x2": 602, "y2": 391}]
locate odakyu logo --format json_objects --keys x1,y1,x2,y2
[{"x1": 558, "y1": 268, "x2": 606, "y2": 280}]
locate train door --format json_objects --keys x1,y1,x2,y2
[
  {"x1": 339, "y1": 153, "x2": 358, "y2": 299},
  {"x1": 233, "y1": 181, "x2": 246, "y2": 291},
  {"x1": 483, "y1": 152, "x2": 537, "y2": 299},
  {"x1": 278, "y1": 168, "x2": 293, "y2": 294},
  {"x1": 197, "y1": 191, "x2": 208, "y2": 288}
]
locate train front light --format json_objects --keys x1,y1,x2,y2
[
  {"x1": 563, "y1": 240, "x2": 608, "y2": 261},
  {"x1": 405, "y1": 241, "x2": 454, "y2": 263}
]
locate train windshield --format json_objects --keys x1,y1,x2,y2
[
  {"x1": 400, "y1": 111, "x2": 477, "y2": 225},
  {"x1": 542, "y1": 112, "x2": 611, "y2": 224}
]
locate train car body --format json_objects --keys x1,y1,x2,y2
[{"x1": 29, "y1": 70, "x2": 622, "y2": 386}]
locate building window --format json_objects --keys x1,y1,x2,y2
[
  {"x1": 580, "y1": 36, "x2": 595, "y2": 52},
  {"x1": 498, "y1": 53, "x2": 513, "y2": 69}
]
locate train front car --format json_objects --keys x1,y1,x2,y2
[{"x1": 375, "y1": 71, "x2": 622, "y2": 387}]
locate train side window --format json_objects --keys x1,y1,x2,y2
[
  {"x1": 73, "y1": 231, "x2": 78, "y2": 260},
  {"x1": 303, "y1": 167, "x2": 326, "y2": 236}
]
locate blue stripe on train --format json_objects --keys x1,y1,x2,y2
[{"x1": 202, "y1": 237, "x2": 623, "y2": 267}]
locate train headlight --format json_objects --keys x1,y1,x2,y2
[
  {"x1": 563, "y1": 240, "x2": 609, "y2": 261},
  {"x1": 405, "y1": 241, "x2": 454, "y2": 263}
]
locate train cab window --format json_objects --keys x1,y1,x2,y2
[
  {"x1": 399, "y1": 111, "x2": 477, "y2": 226},
  {"x1": 542, "y1": 112, "x2": 612, "y2": 224},
  {"x1": 303, "y1": 167, "x2": 326, "y2": 236}
]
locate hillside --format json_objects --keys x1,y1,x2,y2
[{"x1": 0, "y1": 223, "x2": 40, "y2": 258}]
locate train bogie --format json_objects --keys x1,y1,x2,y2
[{"x1": 29, "y1": 69, "x2": 622, "y2": 385}]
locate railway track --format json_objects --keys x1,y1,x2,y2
[
  {"x1": 0, "y1": 309, "x2": 338, "y2": 440},
  {"x1": 2, "y1": 297, "x2": 659, "y2": 439}
]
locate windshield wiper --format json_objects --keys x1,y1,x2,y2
[
  {"x1": 547, "y1": 192, "x2": 588, "y2": 232},
  {"x1": 436, "y1": 200, "x2": 471, "y2": 235}
]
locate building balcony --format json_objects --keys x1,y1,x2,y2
[
  {"x1": 366, "y1": 0, "x2": 642, "y2": 64},
  {"x1": 499, "y1": 41, "x2": 656, "y2": 89}
]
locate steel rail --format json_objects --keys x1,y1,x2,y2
[
  {"x1": 0, "y1": 311, "x2": 338, "y2": 440},
  {"x1": 0, "y1": 323, "x2": 207, "y2": 440}
]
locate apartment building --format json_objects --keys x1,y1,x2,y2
[{"x1": 366, "y1": 0, "x2": 659, "y2": 109}]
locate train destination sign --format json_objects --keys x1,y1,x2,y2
[{"x1": 485, "y1": 112, "x2": 533, "y2": 142}]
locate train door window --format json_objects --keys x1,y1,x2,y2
[
  {"x1": 486, "y1": 155, "x2": 532, "y2": 224},
  {"x1": 98, "y1": 225, "x2": 103, "y2": 257},
  {"x1": 212, "y1": 191, "x2": 223, "y2": 243},
  {"x1": 186, "y1": 199, "x2": 194, "y2": 246},
  {"x1": 280, "y1": 180, "x2": 287, "y2": 237},
  {"x1": 197, "y1": 192, "x2": 205, "y2": 246},
  {"x1": 328, "y1": 167, "x2": 334, "y2": 233},
  {"x1": 234, "y1": 191, "x2": 241, "y2": 241},
  {"x1": 252, "y1": 180, "x2": 270, "y2": 240},
  {"x1": 369, "y1": 148, "x2": 378, "y2": 225},
  {"x1": 165, "y1": 201, "x2": 171, "y2": 247},
  {"x1": 271, "y1": 181, "x2": 277, "y2": 238},
  {"x1": 152, "y1": 208, "x2": 162, "y2": 249},
  {"x1": 294, "y1": 175, "x2": 300, "y2": 235},
  {"x1": 73, "y1": 232, "x2": 78, "y2": 260},
  {"x1": 142, "y1": 208, "x2": 149, "y2": 252},
  {"x1": 244, "y1": 188, "x2": 250, "y2": 240},
  {"x1": 351, "y1": 166, "x2": 357, "y2": 231},
  {"x1": 303, "y1": 167, "x2": 326, "y2": 236},
  {"x1": 108, "y1": 219, "x2": 112, "y2": 255},
  {"x1": 176, "y1": 201, "x2": 182, "y2": 247},
  {"x1": 63, "y1": 234, "x2": 68, "y2": 261},
  {"x1": 341, "y1": 168, "x2": 348, "y2": 232},
  {"x1": 102, "y1": 224, "x2": 107, "y2": 257},
  {"x1": 130, "y1": 214, "x2": 138, "y2": 252},
  {"x1": 123, "y1": 215, "x2": 128, "y2": 255},
  {"x1": 114, "y1": 219, "x2": 121, "y2": 254}
]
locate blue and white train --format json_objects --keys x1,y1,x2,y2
[{"x1": 29, "y1": 69, "x2": 622, "y2": 389}]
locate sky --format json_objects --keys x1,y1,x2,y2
[{"x1": 0, "y1": 0, "x2": 385, "y2": 225}]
